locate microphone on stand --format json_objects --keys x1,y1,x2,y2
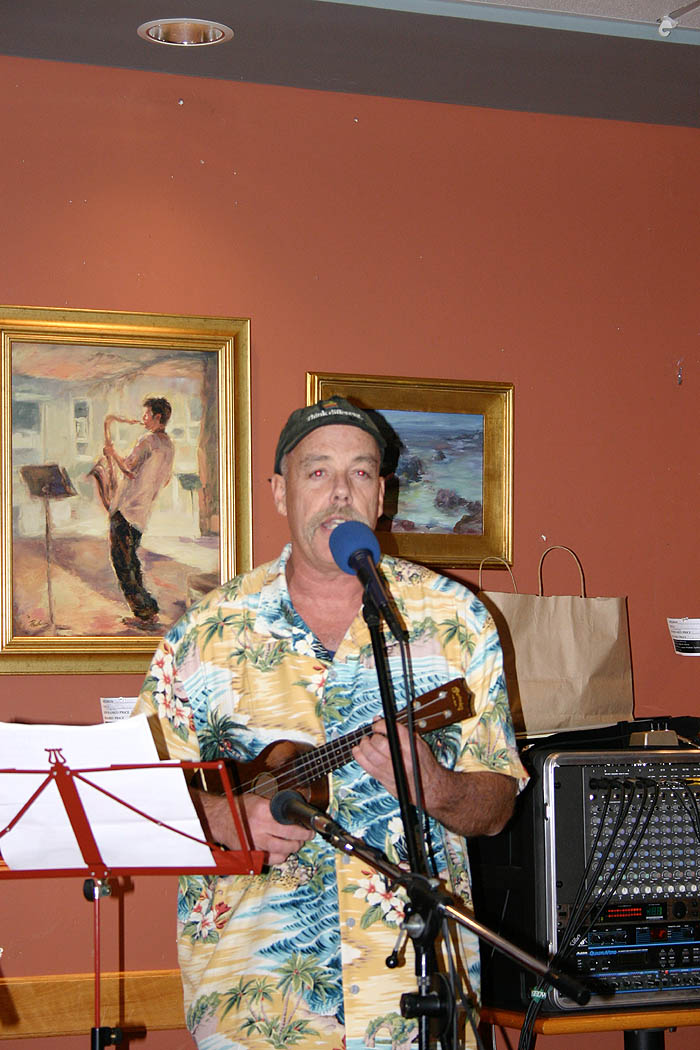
[
  {"x1": 270, "y1": 790, "x2": 391, "y2": 868},
  {"x1": 329, "y1": 521, "x2": 408, "y2": 641},
  {"x1": 270, "y1": 790, "x2": 339, "y2": 836}
]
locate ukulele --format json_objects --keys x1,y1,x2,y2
[{"x1": 200, "y1": 677, "x2": 474, "y2": 810}]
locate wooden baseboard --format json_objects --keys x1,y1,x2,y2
[{"x1": 0, "y1": 970, "x2": 186, "y2": 1039}]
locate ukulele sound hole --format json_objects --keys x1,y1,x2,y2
[{"x1": 253, "y1": 771, "x2": 279, "y2": 799}]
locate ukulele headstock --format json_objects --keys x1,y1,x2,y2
[{"x1": 410, "y1": 678, "x2": 474, "y2": 733}]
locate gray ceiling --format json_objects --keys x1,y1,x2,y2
[{"x1": 4, "y1": 0, "x2": 700, "y2": 126}]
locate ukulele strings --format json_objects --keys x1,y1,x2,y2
[
  {"x1": 230, "y1": 694, "x2": 447, "y2": 797},
  {"x1": 231, "y1": 725, "x2": 371, "y2": 796}
]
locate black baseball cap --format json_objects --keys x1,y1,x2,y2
[{"x1": 274, "y1": 397, "x2": 386, "y2": 475}]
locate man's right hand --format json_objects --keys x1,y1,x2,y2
[{"x1": 194, "y1": 789, "x2": 314, "y2": 867}]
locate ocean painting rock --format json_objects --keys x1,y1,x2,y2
[{"x1": 376, "y1": 409, "x2": 484, "y2": 536}]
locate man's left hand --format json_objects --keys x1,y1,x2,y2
[
  {"x1": 352, "y1": 718, "x2": 517, "y2": 838},
  {"x1": 352, "y1": 719, "x2": 437, "y2": 804}
]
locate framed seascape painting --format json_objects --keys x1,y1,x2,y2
[
  {"x1": 0, "y1": 306, "x2": 251, "y2": 674},
  {"x1": 307, "y1": 371, "x2": 513, "y2": 569}
]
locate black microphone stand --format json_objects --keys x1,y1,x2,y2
[
  {"x1": 361, "y1": 592, "x2": 589, "y2": 1049},
  {"x1": 362, "y1": 596, "x2": 454, "y2": 1050},
  {"x1": 362, "y1": 601, "x2": 421, "y2": 866}
]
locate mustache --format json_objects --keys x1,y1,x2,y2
[{"x1": 308, "y1": 508, "x2": 369, "y2": 532}]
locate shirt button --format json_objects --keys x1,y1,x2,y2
[{"x1": 350, "y1": 985, "x2": 360, "y2": 994}]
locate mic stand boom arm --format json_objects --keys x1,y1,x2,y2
[{"x1": 305, "y1": 804, "x2": 590, "y2": 1012}]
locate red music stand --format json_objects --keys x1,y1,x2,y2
[{"x1": 0, "y1": 750, "x2": 264, "y2": 1049}]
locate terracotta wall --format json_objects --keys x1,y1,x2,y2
[{"x1": 1, "y1": 54, "x2": 698, "y2": 1049}]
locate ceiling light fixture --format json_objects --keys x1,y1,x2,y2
[{"x1": 137, "y1": 18, "x2": 234, "y2": 46}]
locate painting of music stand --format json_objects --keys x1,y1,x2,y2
[{"x1": 18, "y1": 464, "x2": 77, "y2": 633}]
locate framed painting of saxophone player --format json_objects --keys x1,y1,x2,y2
[
  {"x1": 0, "y1": 306, "x2": 251, "y2": 674},
  {"x1": 307, "y1": 371, "x2": 513, "y2": 570}
]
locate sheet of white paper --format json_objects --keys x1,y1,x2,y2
[{"x1": 0, "y1": 715, "x2": 214, "y2": 870}]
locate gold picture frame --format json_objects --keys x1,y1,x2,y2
[
  {"x1": 1, "y1": 305, "x2": 251, "y2": 674},
  {"x1": 307, "y1": 371, "x2": 513, "y2": 569}
]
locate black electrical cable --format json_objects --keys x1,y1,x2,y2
[
  {"x1": 574, "y1": 780, "x2": 658, "y2": 937},
  {"x1": 672, "y1": 781, "x2": 700, "y2": 841}
]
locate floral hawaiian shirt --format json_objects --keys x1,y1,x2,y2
[{"x1": 134, "y1": 545, "x2": 526, "y2": 1050}]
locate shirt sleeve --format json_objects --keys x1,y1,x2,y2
[
  {"x1": 124, "y1": 434, "x2": 151, "y2": 474},
  {"x1": 456, "y1": 592, "x2": 528, "y2": 787}
]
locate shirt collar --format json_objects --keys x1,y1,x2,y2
[
  {"x1": 253, "y1": 543, "x2": 396, "y2": 659},
  {"x1": 253, "y1": 544, "x2": 315, "y2": 650}
]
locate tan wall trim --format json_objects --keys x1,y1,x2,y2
[{"x1": 0, "y1": 970, "x2": 186, "y2": 1039}]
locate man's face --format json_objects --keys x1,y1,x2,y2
[
  {"x1": 142, "y1": 406, "x2": 160, "y2": 431},
  {"x1": 271, "y1": 425, "x2": 385, "y2": 575}
]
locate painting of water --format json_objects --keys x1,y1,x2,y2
[
  {"x1": 306, "y1": 371, "x2": 512, "y2": 568},
  {"x1": 378, "y1": 409, "x2": 484, "y2": 535}
]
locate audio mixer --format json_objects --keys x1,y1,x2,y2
[{"x1": 470, "y1": 748, "x2": 700, "y2": 1012}]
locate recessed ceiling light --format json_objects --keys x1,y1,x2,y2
[{"x1": 137, "y1": 18, "x2": 234, "y2": 46}]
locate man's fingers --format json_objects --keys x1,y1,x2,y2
[
  {"x1": 263, "y1": 820, "x2": 313, "y2": 866},
  {"x1": 242, "y1": 794, "x2": 314, "y2": 865}
]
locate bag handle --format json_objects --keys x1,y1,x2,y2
[
  {"x1": 478, "y1": 556, "x2": 518, "y2": 593},
  {"x1": 538, "y1": 546, "x2": 586, "y2": 597}
]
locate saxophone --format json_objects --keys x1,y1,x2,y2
[{"x1": 88, "y1": 414, "x2": 139, "y2": 510}]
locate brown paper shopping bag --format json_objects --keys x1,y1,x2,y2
[{"x1": 478, "y1": 546, "x2": 634, "y2": 736}]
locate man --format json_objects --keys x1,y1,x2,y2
[
  {"x1": 134, "y1": 396, "x2": 526, "y2": 1050},
  {"x1": 104, "y1": 396, "x2": 174, "y2": 627}
]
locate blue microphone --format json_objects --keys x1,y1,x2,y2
[{"x1": 329, "y1": 521, "x2": 407, "y2": 641}]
